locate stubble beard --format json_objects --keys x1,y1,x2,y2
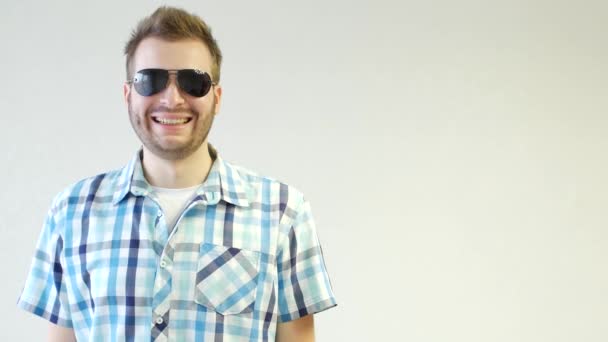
[{"x1": 128, "y1": 99, "x2": 215, "y2": 161}]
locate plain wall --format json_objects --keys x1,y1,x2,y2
[{"x1": 1, "y1": 0, "x2": 607, "y2": 341}]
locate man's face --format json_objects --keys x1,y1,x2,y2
[{"x1": 124, "y1": 37, "x2": 222, "y2": 161}]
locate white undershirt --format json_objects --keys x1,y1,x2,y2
[{"x1": 150, "y1": 184, "x2": 200, "y2": 232}]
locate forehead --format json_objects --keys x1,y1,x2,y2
[{"x1": 132, "y1": 37, "x2": 213, "y2": 72}]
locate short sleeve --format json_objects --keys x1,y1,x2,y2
[
  {"x1": 276, "y1": 199, "x2": 337, "y2": 322},
  {"x1": 17, "y1": 204, "x2": 73, "y2": 327}
]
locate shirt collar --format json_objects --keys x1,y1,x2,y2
[{"x1": 112, "y1": 143, "x2": 250, "y2": 207}]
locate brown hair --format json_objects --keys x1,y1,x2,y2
[{"x1": 123, "y1": 6, "x2": 223, "y2": 83}]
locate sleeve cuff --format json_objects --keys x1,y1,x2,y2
[
  {"x1": 17, "y1": 296, "x2": 73, "y2": 328},
  {"x1": 278, "y1": 296, "x2": 337, "y2": 323}
]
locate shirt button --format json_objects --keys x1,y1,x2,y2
[
  {"x1": 160, "y1": 260, "x2": 167, "y2": 268},
  {"x1": 156, "y1": 317, "x2": 164, "y2": 324}
]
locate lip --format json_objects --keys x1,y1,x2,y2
[
  {"x1": 150, "y1": 115, "x2": 193, "y2": 129},
  {"x1": 152, "y1": 117, "x2": 193, "y2": 123},
  {"x1": 151, "y1": 113, "x2": 193, "y2": 120}
]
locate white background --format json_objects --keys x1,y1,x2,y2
[{"x1": 1, "y1": 0, "x2": 607, "y2": 341}]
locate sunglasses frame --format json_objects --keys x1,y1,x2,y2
[{"x1": 127, "y1": 68, "x2": 217, "y2": 98}]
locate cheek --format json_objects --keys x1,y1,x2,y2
[
  {"x1": 195, "y1": 97, "x2": 215, "y2": 114},
  {"x1": 129, "y1": 100, "x2": 151, "y2": 127},
  {"x1": 131, "y1": 97, "x2": 153, "y2": 115}
]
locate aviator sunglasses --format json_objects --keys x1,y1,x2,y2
[{"x1": 128, "y1": 68, "x2": 216, "y2": 97}]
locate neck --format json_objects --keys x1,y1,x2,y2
[{"x1": 141, "y1": 142, "x2": 214, "y2": 189}]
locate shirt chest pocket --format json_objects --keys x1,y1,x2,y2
[{"x1": 194, "y1": 243, "x2": 261, "y2": 315}]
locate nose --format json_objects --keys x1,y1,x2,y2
[{"x1": 159, "y1": 74, "x2": 186, "y2": 106}]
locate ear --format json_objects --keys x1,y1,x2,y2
[
  {"x1": 212, "y1": 84, "x2": 223, "y2": 115},
  {"x1": 123, "y1": 82, "x2": 131, "y2": 106}
]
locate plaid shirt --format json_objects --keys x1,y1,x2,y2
[{"x1": 17, "y1": 144, "x2": 337, "y2": 341}]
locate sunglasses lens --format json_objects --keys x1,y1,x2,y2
[
  {"x1": 178, "y1": 70, "x2": 212, "y2": 97},
  {"x1": 133, "y1": 69, "x2": 168, "y2": 96}
]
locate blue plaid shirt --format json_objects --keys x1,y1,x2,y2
[{"x1": 17, "y1": 144, "x2": 337, "y2": 341}]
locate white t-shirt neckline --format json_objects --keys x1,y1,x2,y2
[{"x1": 150, "y1": 184, "x2": 201, "y2": 231}]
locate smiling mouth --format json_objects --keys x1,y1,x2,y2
[{"x1": 152, "y1": 117, "x2": 193, "y2": 125}]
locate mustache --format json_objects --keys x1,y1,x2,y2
[{"x1": 148, "y1": 106, "x2": 198, "y2": 116}]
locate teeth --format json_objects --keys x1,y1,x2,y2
[{"x1": 155, "y1": 117, "x2": 189, "y2": 125}]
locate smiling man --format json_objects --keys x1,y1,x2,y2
[{"x1": 17, "y1": 6, "x2": 337, "y2": 342}]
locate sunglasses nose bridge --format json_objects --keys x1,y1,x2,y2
[
  {"x1": 159, "y1": 72, "x2": 186, "y2": 104},
  {"x1": 165, "y1": 71, "x2": 179, "y2": 86}
]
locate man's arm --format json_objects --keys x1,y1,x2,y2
[
  {"x1": 48, "y1": 324, "x2": 76, "y2": 342},
  {"x1": 276, "y1": 314, "x2": 315, "y2": 342}
]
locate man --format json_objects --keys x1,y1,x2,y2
[{"x1": 17, "y1": 6, "x2": 337, "y2": 341}]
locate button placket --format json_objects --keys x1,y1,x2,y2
[
  {"x1": 152, "y1": 254, "x2": 173, "y2": 317},
  {"x1": 151, "y1": 310, "x2": 170, "y2": 341}
]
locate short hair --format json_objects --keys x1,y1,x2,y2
[{"x1": 123, "y1": 6, "x2": 223, "y2": 83}]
